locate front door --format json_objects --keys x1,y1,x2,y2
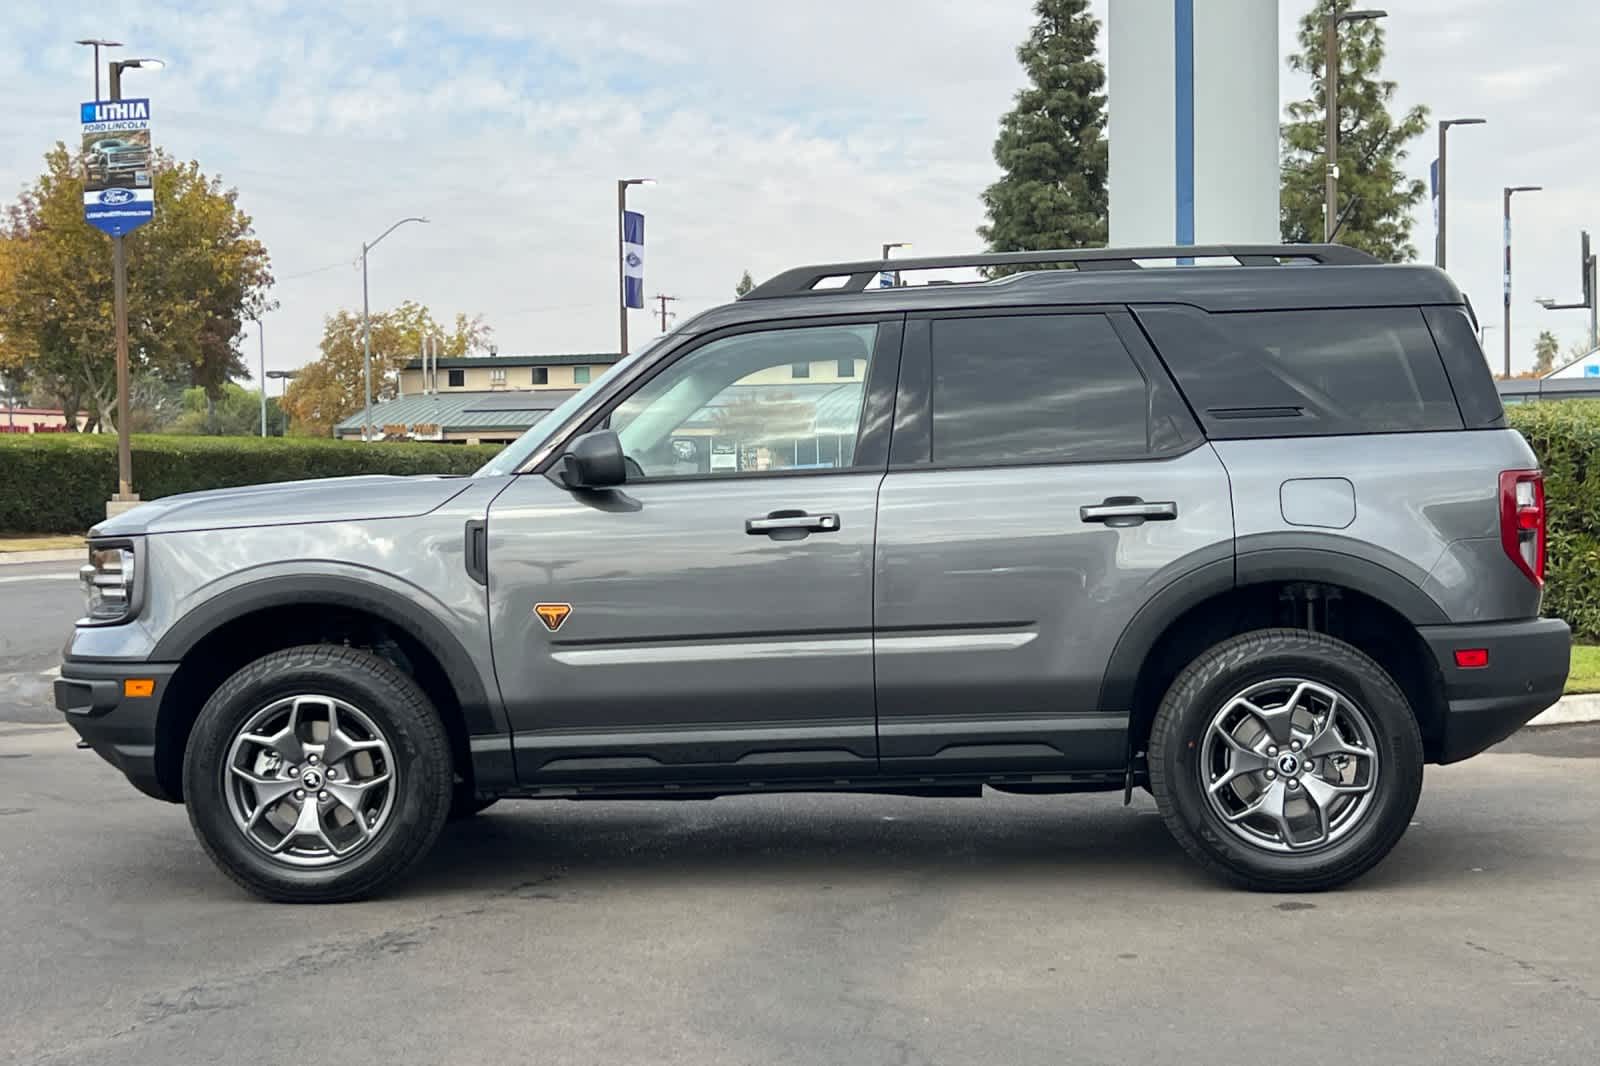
[{"x1": 487, "y1": 318, "x2": 901, "y2": 786}]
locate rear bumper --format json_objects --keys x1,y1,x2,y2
[
  {"x1": 1419, "y1": 618, "x2": 1570, "y2": 763},
  {"x1": 54, "y1": 659, "x2": 179, "y2": 801}
]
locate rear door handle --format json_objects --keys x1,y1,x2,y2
[
  {"x1": 1080, "y1": 498, "x2": 1178, "y2": 526},
  {"x1": 745, "y1": 511, "x2": 841, "y2": 536}
]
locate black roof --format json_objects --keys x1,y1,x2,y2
[{"x1": 677, "y1": 245, "x2": 1466, "y2": 337}]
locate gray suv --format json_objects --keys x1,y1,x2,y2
[{"x1": 55, "y1": 245, "x2": 1571, "y2": 902}]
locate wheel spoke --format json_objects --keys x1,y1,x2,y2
[
  {"x1": 326, "y1": 773, "x2": 389, "y2": 819},
  {"x1": 228, "y1": 765, "x2": 299, "y2": 807},
  {"x1": 1236, "y1": 697, "x2": 1297, "y2": 746},
  {"x1": 1207, "y1": 731, "x2": 1270, "y2": 795},
  {"x1": 322, "y1": 729, "x2": 383, "y2": 768},
  {"x1": 1306, "y1": 719, "x2": 1370, "y2": 761}
]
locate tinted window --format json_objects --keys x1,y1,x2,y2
[
  {"x1": 930, "y1": 314, "x2": 1151, "y2": 464},
  {"x1": 531, "y1": 367, "x2": 549, "y2": 385},
  {"x1": 1423, "y1": 306, "x2": 1505, "y2": 428},
  {"x1": 1137, "y1": 306, "x2": 1463, "y2": 438},
  {"x1": 609, "y1": 324, "x2": 877, "y2": 479},
  {"x1": 447, "y1": 369, "x2": 464, "y2": 388}
]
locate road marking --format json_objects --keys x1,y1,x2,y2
[{"x1": 0, "y1": 573, "x2": 78, "y2": 584}]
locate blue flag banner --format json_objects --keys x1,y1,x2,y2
[{"x1": 622, "y1": 210, "x2": 644, "y2": 309}]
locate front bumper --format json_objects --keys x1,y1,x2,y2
[
  {"x1": 54, "y1": 659, "x2": 180, "y2": 801},
  {"x1": 1419, "y1": 617, "x2": 1570, "y2": 763}
]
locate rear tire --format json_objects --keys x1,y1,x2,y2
[
  {"x1": 1148, "y1": 629, "x2": 1423, "y2": 892},
  {"x1": 182, "y1": 645, "x2": 453, "y2": 903}
]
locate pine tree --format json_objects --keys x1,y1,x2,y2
[
  {"x1": 1532, "y1": 330, "x2": 1560, "y2": 377},
  {"x1": 1281, "y1": 0, "x2": 1430, "y2": 260},
  {"x1": 734, "y1": 269, "x2": 754, "y2": 297},
  {"x1": 978, "y1": 0, "x2": 1107, "y2": 270}
]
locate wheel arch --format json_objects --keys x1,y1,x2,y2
[{"x1": 149, "y1": 575, "x2": 504, "y2": 802}]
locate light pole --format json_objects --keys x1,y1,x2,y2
[
  {"x1": 1503, "y1": 184, "x2": 1542, "y2": 378},
  {"x1": 1323, "y1": 7, "x2": 1387, "y2": 242},
  {"x1": 360, "y1": 217, "x2": 428, "y2": 441},
  {"x1": 74, "y1": 39, "x2": 121, "y2": 100},
  {"x1": 881, "y1": 242, "x2": 911, "y2": 287},
  {"x1": 616, "y1": 178, "x2": 653, "y2": 358},
  {"x1": 1536, "y1": 231, "x2": 1598, "y2": 357},
  {"x1": 102, "y1": 55, "x2": 162, "y2": 505},
  {"x1": 266, "y1": 370, "x2": 298, "y2": 434},
  {"x1": 253, "y1": 317, "x2": 267, "y2": 437},
  {"x1": 1435, "y1": 117, "x2": 1485, "y2": 269}
]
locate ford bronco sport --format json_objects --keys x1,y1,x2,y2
[{"x1": 56, "y1": 245, "x2": 1571, "y2": 902}]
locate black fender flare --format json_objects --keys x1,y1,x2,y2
[
  {"x1": 150, "y1": 573, "x2": 503, "y2": 736},
  {"x1": 1098, "y1": 547, "x2": 1447, "y2": 713}
]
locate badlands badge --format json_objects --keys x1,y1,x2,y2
[{"x1": 534, "y1": 603, "x2": 572, "y2": 632}]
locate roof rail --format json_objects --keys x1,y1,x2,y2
[{"x1": 741, "y1": 244, "x2": 1380, "y2": 300}]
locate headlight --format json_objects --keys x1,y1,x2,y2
[{"x1": 80, "y1": 545, "x2": 137, "y2": 624}]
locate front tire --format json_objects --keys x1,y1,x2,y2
[
  {"x1": 182, "y1": 645, "x2": 453, "y2": 903},
  {"x1": 1148, "y1": 629, "x2": 1423, "y2": 892}
]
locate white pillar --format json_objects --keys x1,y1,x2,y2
[{"x1": 1109, "y1": 0, "x2": 1279, "y2": 249}]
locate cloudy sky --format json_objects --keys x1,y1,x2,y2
[{"x1": 3, "y1": 0, "x2": 1597, "y2": 383}]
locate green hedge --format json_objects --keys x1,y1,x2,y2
[
  {"x1": 0, "y1": 434, "x2": 502, "y2": 534},
  {"x1": 1506, "y1": 402, "x2": 1600, "y2": 639}
]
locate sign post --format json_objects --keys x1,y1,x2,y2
[{"x1": 81, "y1": 95, "x2": 154, "y2": 509}]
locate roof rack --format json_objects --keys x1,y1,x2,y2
[{"x1": 741, "y1": 244, "x2": 1380, "y2": 300}]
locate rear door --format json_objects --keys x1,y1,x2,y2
[{"x1": 872, "y1": 308, "x2": 1234, "y2": 776}]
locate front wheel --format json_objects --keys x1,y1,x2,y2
[
  {"x1": 182, "y1": 645, "x2": 454, "y2": 902},
  {"x1": 1148, "y1": 629, "x2": 1424, "y2": 892}
]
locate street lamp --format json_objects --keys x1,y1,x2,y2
[
  {"x1": 881, "y1": 242, "x2": 911, "y2": 288},
  {"x1": 360, "y1": 216, "x2": 429, "y2": 441},
  {"x1": 1323, "y1": 8, "x2": 1387, "y2": 242},
  {"x1": 108, "y1": 57, "x2": 165, "y2": 99},
  {"x1": 1503, "y1": 184, "x2": 1543, "y2": 378},
  {"x1": 252, "y1": 317, "x2": 267, "y2": 437},
  {"x1": 1435, "y1": 117, "x2": 1485, "y2": 269},
  {"x1": 1536, "y1": 231, "x2": 1598, "y2": 356},
  {"x1": 616, "y1": 178, "x2": 654, "y2": 359},
  {"x1": 74, "y1": 39, "x2": 122, "y2": 100}
]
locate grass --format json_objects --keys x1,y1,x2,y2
[
  {"x1": 0, "y1": 533, "x2": 85, "y2": 553},
  {"x1": 1567, "y1": 644, "x2": 1600, "y2": 696}
]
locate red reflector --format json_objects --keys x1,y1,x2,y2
[{"x1": 1454, "y1": 648, "x2": 1489, "y2": 669}]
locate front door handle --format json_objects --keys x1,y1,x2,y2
[
  {"x1": 1080, "y1": 498, "x2": 1178, "y2": 527},
  {"x1": 745, "y1": 511, "x2": 841, "y2": 536}
]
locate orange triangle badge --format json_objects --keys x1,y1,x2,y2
[{"x1": 534, "y1": 603, "x2": 572, "y2": 632}]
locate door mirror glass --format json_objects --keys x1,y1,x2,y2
[{"x1": 561, "y1": 429, "x2": 627, "y2": 489}]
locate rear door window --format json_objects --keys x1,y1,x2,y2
[
  {"x1": 928, "y1": 313, "x2": 1154, "y2": 465},
  {"x1": 1136, "y1": 306, "x2": 1464, "y2": 438}
]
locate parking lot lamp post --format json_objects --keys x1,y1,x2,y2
[
  {"x1": 74, "y1": 39, "x2": 121, "y2": 100},
  {"x1": 617, "y1": 178, "x2": 654, "y2": 358},
  {"x1": 1503, "y1": 185, "x2": 1542, "y2": 378},
  {"x1": 1435, "y1": 118, "x2": 1485, "y2": 269},
  {"x1": 360, "y1": 217, "x2": 429, "y2": 441},
  {"x1": 881, "y1": 242, "x2": 911, "y2": 287}
]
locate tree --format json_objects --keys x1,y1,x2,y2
[
  {"x1": 734, "y1": 270, "x2": 754, "y2": 298},
  {"x1": 0, "y1": 145, "x2": 274, "y2": 430},
  {"x1": 281, "y1": 302, "x2": 490, "y2": 436},
  {"x1": 168, "y1": 381, "x2": 286, "y2": 436},
  {"x1": 1281, "y1": 1, "x2": 1430, "y2": 260},
  {"x1": 978, "y1": 0, "x2": 1108, "y2": 272},
  {"x1": 1532, "y1": 330, "x2": 1561, "y2": 377}
]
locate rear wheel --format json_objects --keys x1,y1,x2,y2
[
  {"x1": 182, "y1": 645, "x2": 453, "y2": 902},
  {"x1": 1148, "y1": 629, "x2": 1423, "y2": 891}
]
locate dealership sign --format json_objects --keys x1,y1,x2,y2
[{"x1": 81, "y1": 99, "x2": 154, "y2": 236}]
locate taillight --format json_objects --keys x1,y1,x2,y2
[{"x1": 1498, "y1": 469, "x2": 1546, "y2": 586}]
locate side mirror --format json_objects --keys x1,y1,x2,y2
[{"x1": 560, "y1": 429, "x2": 627, "y2": 490}]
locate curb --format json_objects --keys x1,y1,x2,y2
[
  {"x1": 0, "y1": 549, "x2": 84, "y2": 565},
  {"x1": 1527, "y1": 693, "x2": 1600, "y2": 728}
]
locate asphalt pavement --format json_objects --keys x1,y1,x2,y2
[
  {"x1": 2, "y1": 563, "x2": 1598, "y2": 1065},
  {"x1": 0, "y1": 561, "x2": 82, "y2": 724}
]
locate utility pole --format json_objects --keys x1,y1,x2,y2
[
  {"x1": 1323, "y1": 8, "x2": 1387, "y2": 241},
  {"x1": 1504, "y1": 184, "x2": 1543, "y2": 378},
  {"x1": 653, "y1": 293, "x2": 678, "y2": 334}
]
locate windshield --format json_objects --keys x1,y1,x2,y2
[{"x1": 472, "y1": 333, "x2": 672, "y2": 477}]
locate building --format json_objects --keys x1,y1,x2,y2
[
  {"x1": 333, "y1": 352, "x2": 619, "y2": 445},
  {"x1": 1543, "y1": 346, "x2": 1600, "y2": 380},
  {"x1": 0, "y1": 406, "x2": 90, "y2": 434}
]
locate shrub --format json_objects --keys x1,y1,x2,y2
[
  {"x1": 0, "y1": 434, "x2": 502, "y2": 534},
  {"x1": 1507, "y1": 401, "x2": 1600, "y2": 638}
]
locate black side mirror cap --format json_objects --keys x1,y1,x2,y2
[{"x1": 561, "y1": 429, "x2": 627, "y2": 490}]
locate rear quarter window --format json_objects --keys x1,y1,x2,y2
[{"x1": 1135, "y1": 306, "x2": 1465, "y2": 438}]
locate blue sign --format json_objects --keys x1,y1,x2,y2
[
  {"x1": 1585, "y1": 365, "x2": 1599, "y2": 378},
  {"x1": 80, "y1": 98, "x2": 153, "y2": 237}
]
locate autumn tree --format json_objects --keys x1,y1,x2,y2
[
  {"x1": 1280, "y1": 1, "x2": 1430, "y2": 260},
  {"x1": 281, "y1": 301, "x2": 490, "y2": 436},
  {"x1": 978, "y1": 0, "x2": 1108, "y2": 271},
  {"x1": 0, "y1": 145, "x2": 273, "y2": 429}
]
